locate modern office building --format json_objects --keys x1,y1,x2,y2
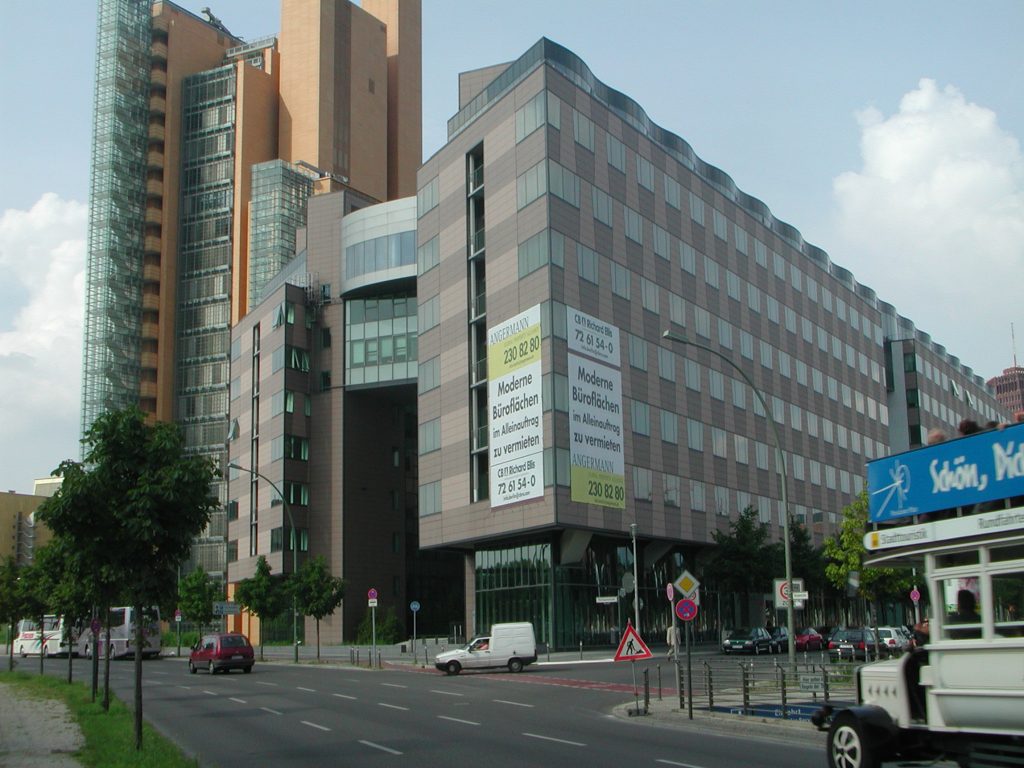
[
  {"x1": 82, "y1": 0, "x2": 420, "y2": 581},
  {"x1": 227, "y1": 192, "x2": 463, "y2": 644},
  {"x1": 414, "y1": 39, "x2": 1006, "y2": 648},
  {"x1": 0, "y1": 492, "x2": 53, "y2": 566},
  {"x1": 987, "y1": 366, "x2": 1024, "y2": 416}
]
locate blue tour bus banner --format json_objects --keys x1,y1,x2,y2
[{"x1": 867, "y1": 423, "x2": 1024, "y2": 523}]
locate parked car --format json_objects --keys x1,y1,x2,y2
[
  {"x1": 189, "y1": 632, "x2": 254, "y2": 674},
  {"x1": 768, "y1": 626, "x2": 788, "y2": 654},
  {"x1": 722, "y1": 627, "x2": 773, "y2": 655},
  {"x1": 795, "y1": 627, "x2": 824, "y2": 652},
  {"x1": 827, "y1": 628, "x2": 889, "y2": 661},
  {"x1": 876, "y1": 626, "x2": 912, "y2": 656}
]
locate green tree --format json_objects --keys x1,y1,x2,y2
[
  {"x1": 356, "y1": 606, "x2": 399, "y2": 645},
  {"x1": 39, "y1": 406, "x2": 219, "y2": 750},
  {"x1": 32, "y1": 541, "x2": 94, "y2": 683},
  {"x1": 178, "y1": 568, "x2": 219, "y2": 636},
  {"x1": 291, "y1": 556, "x2": 345, "y2": 659},
  {"x1": 0, "y1": 556, "x2": 24, "y2": 672},
  {"x1": 824, "y1": 491, "x2": 912, "y2": 627},
  {"x1": 235, "y1": 556, "x2": 288, "y2": 660},
  {"x1": 16, "y1": 556, "x2": 53, "y2": 676},
  {"x1": 703, "y1": 506, "x2": 775, "y2": 626}
]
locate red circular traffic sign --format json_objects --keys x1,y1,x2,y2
[
  {"x1": 675, "y1": 598, "x2": 698, "y2": 622},
  {"x1": 910, "y1": 587, "x2": 921, "y2": 604},
  {"x1": 367, "y1": 588, "x2": 378, "y2": 600},
  {"x1": 666, "y1": 583, "x2": 674, "y2": 602}
]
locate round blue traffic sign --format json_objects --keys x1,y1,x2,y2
[
  {"x1": 675, "y1": 598, "x2": 698, "y2": 622},
  {"x1": 410, "y1": 601, "x2": 421, "y2": 613}
]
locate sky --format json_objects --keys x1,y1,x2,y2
[{"x1": 0, "y1": 1, "x2": 1022, "y2": 494}]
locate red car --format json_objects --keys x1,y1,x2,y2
[
  {"x1": 795, "y1": 627, "x2": 823, "y2": 652},
  {"x1": 189, "y1": 632, "x2": 255, "y2": 674}
]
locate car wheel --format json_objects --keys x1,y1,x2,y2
[
  {"x1": 243, "y1": 665, "x2": 252, "y2": 674},
  {"x1": 445, "y1": 661, "x2": 461, "y2": 676},
  {"x1": 827, "y1": 711, "x2": 880, "y2": 768},
  {"x1": 754, "y1": 644, "x2": 760, "y2": 656},
  {"x1": 508, "y1": 658, "x2": 524, "y2": 673},
  {"x1": 189, "y1": 661, "x2": 197, "y2": 674},
  {"x1": 208, "y1": 660, "x2": 215, "y2": 675}
]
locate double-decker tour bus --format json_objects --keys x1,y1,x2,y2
[
  {"x1": 814, "y1": 422, "x2": 1024, "y2": 768},
  {"x1": 13, "y1": 615, "x2": 78, "y2": 657},
  {"x1": 77, "y1": 606, "x2": 162, "y2": 660}
]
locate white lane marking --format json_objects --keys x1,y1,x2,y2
[
  {"x1": 256, "y1": 681, "x2": 278, "y2": 687},
  {"x1": 151, "y1": 670, "x2": 170, "y2": 676},
  {"x1": 494, "y1": 699, "x2": 533, "y2": 707},
  {"x1": 437, "y1": 715, "x2": 480, "y2": 726},
  {"x1": 261, "y1": 707, "x2": 282, "y2": 715},
  {"x1": 381, "y1": 683, "x2": 407, "y2": 689},
  {"x1": 297, "y1": 686, "x2": 316, "y2": 692},
  {"x1": 148, "y1": 681, "x2": 163, "y2": 686},
  {"x1": 656, "y1": 761, "x2": 707, "y2": 768},
  {"x1": 202, "y1": 690, "x2": 217, "y2": 696},
  {"x1": 430, "y1": 690, "x2": 464, "y2": 697},
  {"x1": 378, "y1": 702, "x2": 409, "y2": 711},
  {"x1": 177, "y1": 686, "x2": 192, "y2": 690},
  {"x1": 360, "y1": 740, "x2": 402, "y2": 756},
  {"x1": 523, "y1": 733, "x2": 585, "y2": 747},
  {"x1": 302, "y1": 721, "x2": 330, "y2": 732},
  {"x1": 229, "y1": 697, "x2": 247, "y2": 704},
  {"x1": 332, "y1": 693, "x2": 357, "y2": 700}
]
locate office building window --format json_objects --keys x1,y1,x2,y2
[
  {"x1": 636, "y1": 155, "x2": 654, "y2": 190},
  {"x1": 633, "y1": 467, "x2": 653, "y2": 500},
  {"x1": 641, "y1": 277, "x2": 659, "y2": 313},
  {"x1": 653, "y1": 224, "x2": 670, "y2": 260},
  {"x1": 572, "y1": 110, "x2": 595, "y2": 150},
  {"x1": 664, "y1": 175, "x2": 681, "y2": 209},
  {"x1": 680, "y1": 243, "x2": 696, "y2": 274},
  {"x1": 518, "y1": 230, "x2": 551, "y2": 278},
  {"x1": 658, "y1": 347, "x2": 676, "y2": 381},
  {"x1": 631, "y1": 400, "x2": 650, "y2": 435},
  {"x1": 685, "y1": 359, "x2": 701, "y2": 391},
  {"x1": 687, "y1": 419, "x2": 703, "y2": 451},
  {"x1": 690, "y1": 480, "x2": 706, "y2": 512},
  {"x1": 628, "y1": 333, "x2": 647, "y2": 370},
  {"x1": 712, "y1": 210, "x2": 728, "y2": 240},
  {"x1": 664, "y1": 474, "x2": 681, "y2": 507},
  {"x1": 417, "y1": 235, "x2": 439, "y2": 275},
  {"x1": 660, "y1": 410, "x2": 678, "y2": 444},
  {"x1": 517, "y1": 161, "x2": 547, "y2": 209},
  {"x1": 592, "y1": 186, "x2": 613, "y2": 227},
  {"x1": 606, "y1": 133, "x2": 626, "y2": 172},
  {"x1": 690, "y1": 192, "x2": 704, "y2": 226},
  {"x1": 417, "y1": 177, "x2": 438, "y2": 216},
  {"x1": 612, "y1": 262, "x2": 631, "y2": 298},
  {"x1": 577, "y1": 243, "x2": 600, "y2": 284},
  {"x1": 624, "y1": 205, "x2": 643, "y2": 244}
]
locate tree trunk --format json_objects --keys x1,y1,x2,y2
[
  {"x1": 134, "y1": 601, "x2": 144, "y2": 750},
  {"x1": 316, "y1": 619, "x2": 321, "y2": 661},
  {"x1": 66, "y1": 629, "x2": 73, "y2": 684},
  {"x1": 103, "y1": 607, "x2": 111, "y2": 712},
  {"x1": 7, "y1": 620, "x2": 13, "y2": 672}
]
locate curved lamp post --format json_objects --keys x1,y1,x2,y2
[
  {"x1": 662, "y1": 330, "x2": 795, "y2": 666},
  {"x1": 228, "y1": 462, "x2": 299, "y2": 664}
]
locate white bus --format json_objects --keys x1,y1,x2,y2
[
  {"x1": 14, "y1": 615, "x2": 78, "y2": 657},
  {"x1": 814, "y1": 423, "x2": 1024, "y2": 768},
  {"x1": 77, "y1": 606, "x2": 162, "y2": 660}
]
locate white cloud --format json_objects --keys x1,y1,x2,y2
[
  {"x1": 831, "y1": 79, "x2": 1024, "y2": 380},
  {"x1": 0, "y1": 193, "x2": 86, "y2": 492}
]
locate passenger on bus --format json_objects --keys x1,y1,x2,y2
[{"x1": 947, "y1": 590, "x2": 981, "y2": 639}]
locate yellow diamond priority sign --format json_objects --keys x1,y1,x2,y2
[{"x1": 673, "y1": 570, "x2": 700, "y2": 600}]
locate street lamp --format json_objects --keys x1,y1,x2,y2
[
  {"x1": 629, "y1": 522, "x2": 640, "y2": 631},
  {"x1": 662, "y1": 330, "x2": 796, "y2": 667},
  {"x1": 228, "y1": 462, "x2": 299, "y2": 664}
]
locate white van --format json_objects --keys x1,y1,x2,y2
[{"x1": 434, "y1": 622, "x2": 537, "y2": 675}]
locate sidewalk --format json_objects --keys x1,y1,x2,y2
[{"x1": 0, "y1": 681, "x2": 84, "y2": 767}]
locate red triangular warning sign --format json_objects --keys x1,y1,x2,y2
[{"x1": 614, "y1": 621, "x2": 653, "y2": 661}]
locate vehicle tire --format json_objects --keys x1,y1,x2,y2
[
  {"x1": 189, "y1": 661, "x2": 197, "y2": 674},
  {"x1": 208, "y1": 660, "x2": 215, "y2": 675},
  {"x1": 754, "y1": 644, "x2": 760, "y2": 656},
  {"x1": 445, "y1": 661, "x2": 461, "y2": 676},
  {"x1": 827, "y1": 711, "x2": 880, "y2": 768},
  {"x1": 508, "y1": 658, "x2": 524, "y2": 673},
  {"x1": 243, "y1": 665, "x2": 252, "y2": 674}
]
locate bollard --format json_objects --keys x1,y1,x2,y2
[
  {"x1": 350, "y1": 648, "x2": 355, "y2": 665},
  {"x1": 778, "y1": 665, "x2": 788, "y2": 719},
  {"x1": 377, "y1": 650, "x2": 382, "y2": 669},
  {"x1": 642, "y1": 667, "x2": 650, "y2": 715},
  {"x1": 355, "y1": 649, "x2": 361, "y2": 666},
  {"x1": 657, "y1": 664, "x2": 662, "y2": 701},
  {"x1": 678, "y1": 663, "x2": 685, "y2": 709},
  {"x1": 821, "y1": 664, "x2": 830, "y2": 704},
  {"x1": 741, "y1": 662, "x2": 750, "y2": 716},
  {"x1": 579, "y1": 640, "x2": 583, "y2": 660},
  {"x1": 704, "y1": 660, "x2": 714, "y2": 710}
]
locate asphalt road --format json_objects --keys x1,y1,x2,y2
[{"x1": 32, "y1": 654, "x2": 825, "y2": 768}]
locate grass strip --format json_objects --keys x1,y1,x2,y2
[{"x1": 0, "y1": 670, "x2": 198, "y2": 768}]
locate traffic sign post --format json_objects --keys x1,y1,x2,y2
[
  {"x1": 410, "y1": 601, "x2": 421, "y2": 664},
  {"x1": 673, "y1": 597, "x2": 698, "y2": 720},
  {"x1": 368, "y1": 588, "x2": 378, "y2": 668},
  {"x1": 614, "y1": 621, "x2": 652, "y2": 717}
]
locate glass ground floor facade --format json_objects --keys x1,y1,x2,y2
[{"x1": 472, "y1": 534, "x2": 898, "y2": 651}]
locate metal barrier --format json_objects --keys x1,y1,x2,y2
[{"x1": 675, "y1": 654, "x2": 859, "y2": 720}]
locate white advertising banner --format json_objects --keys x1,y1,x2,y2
[
  {"x1": 487, "y1": 305, "x2": 544, "y2": 507},
  {"x1": 567, "y1": 307, "x2": 625, "y2": 509}
]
